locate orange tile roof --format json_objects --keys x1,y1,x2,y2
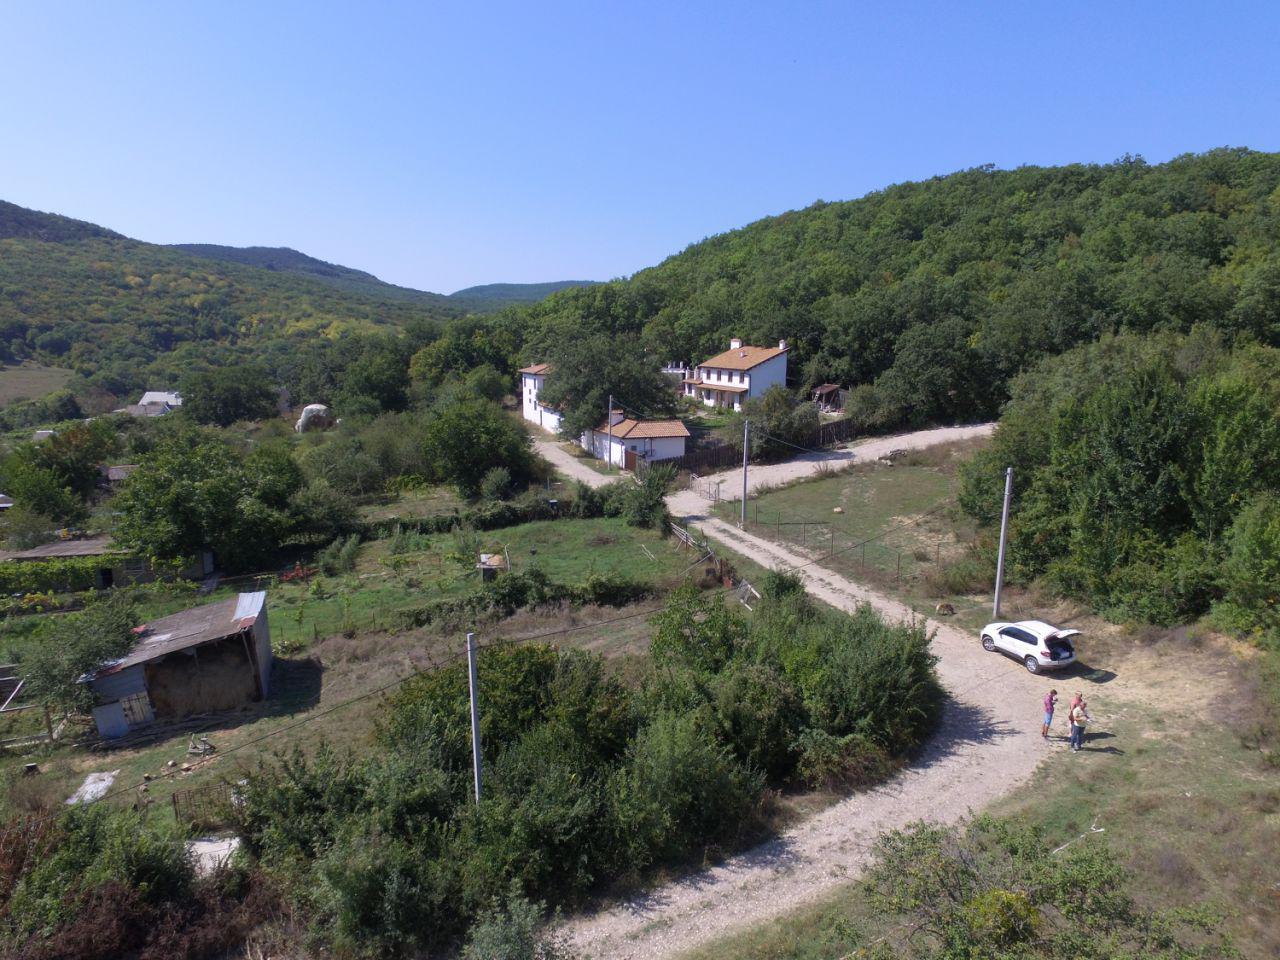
[
  {"x1": 698, "y1": 343, "x2": 787, "y2": 371},
  {"x1": 594, "y1": 417, "x2": 691, "y2": 439},
  {"x1": 518, "y1": 363, "x2": 551, "y2": 375}
]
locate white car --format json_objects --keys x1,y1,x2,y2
[{"x1": 980, "y1": 620, "x2": 1079, "y2": 674}]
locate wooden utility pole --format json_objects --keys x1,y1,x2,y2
[
  {"x1": 740, "y1": 419, "x2": 749, "y2": 527},
  {"x1": 466, "y1": 632, "x2": 483, "y2": 804},
  {"x1": 993, "y1": 467, "x2": 1014, "y2": 618}
]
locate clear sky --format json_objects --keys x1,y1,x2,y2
[{"x1": 2, "y1": 1, "x2": 1277, "y2": 293}]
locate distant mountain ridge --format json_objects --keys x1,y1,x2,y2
[
  {"x1": 170, "y1": 243, "x2": 454, "y2": 306},
  {"x1": 448, "y1": 280, "x2": 600, "y2": 305}
]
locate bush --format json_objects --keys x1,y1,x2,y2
[
  {"x1": 1217, "y1": 493, "x2": 1280, "y2": 638},
  {"x1": 462, "y1": 888, "x2": 573, "y2": 960},
  {"x1": 3, "y1": 805, "x2": 191, "y2": 940},
  {"x1": 316, "y1": 533, "x2": 362, "y2": 575},
  {"x1": 21, "y1": 594, "x2": 136, "y2": 711},
  {"x1": 0, "y1": 556, "x2": 106, "y2": 594},
  {"x1": 480, "y1": 467, "x2": 514, "y2": 502},
  {"x1": 608, "y1": 711, "x2": 763, "y2": 870},
  {"x1": 793, "y1": 729, "x2": 893, "y2": 790},
  {"x1": 711, "y1": 662, "x2": 805, "y2": 780}
]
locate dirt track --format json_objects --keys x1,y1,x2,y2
[{"x1": 561, "y1": 422, "x2": 1058, "y2": 960}]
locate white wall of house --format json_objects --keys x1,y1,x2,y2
[
  {"x1": 582, "y1": 430, "x2": 686, "y2": 466},
  {"x1": 746, "y1": 352, "x2": 788, "y2": 397},
  {"x1": 520, "y1": 373, "x2": 563, "y2": 433}
]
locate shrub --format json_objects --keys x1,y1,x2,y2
[
  {"x1": 711, "y1": 662, "x2": 805, "y2": 780},
  {"x1": 1217, "y1": 493, "x2": 1280, "y2": 638},
  {"x1": 316, "y1": 533, "x2": 362, "y2": 575},
  {"x1": 480, "y1": 467, "x2": 514, "y2": 502},
  {"x1": 20, "y1": 593, "x2": 136, "y2": 711},
  {"x1": 462, "y1": 888, "x2": 573, "y2": 960},
  {"x1": 608, "y1": 711, "x2": 763, "y2": 870},
  {"x1": 793, "y1": 729, "x2": 893, "y2": 790}
]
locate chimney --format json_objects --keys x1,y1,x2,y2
[
  {"x1": 779, "y1": 339, "x2": 789, "y2": 351},
  {"x1": 608, "y1": 409, "x2": 625, "y2": 426},
  {"x1": 729, "y1": 337, "x2": 743, "y2": 350}
]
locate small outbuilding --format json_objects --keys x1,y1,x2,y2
[
  {"x1": 84, "y1": 592, "x2": 272, "y2": 739},
  {"x1": 811, "y1": 384, "x2": 845, "y2": 412}
]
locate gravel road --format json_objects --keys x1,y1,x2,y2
[
  {"x1": 534, "y1": 438, "x2": 615, "y2": 489},
  {"x1": 561, "y1": 421, "x2": 1054, "y2": 960}
]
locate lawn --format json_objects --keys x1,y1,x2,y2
[
  {"x1": 712, "y1": 441, "x2": 983, "y2": 608},
  {"x1": 0, "y1": 363, "x2": 73, "y2": 407},
  {"x1": 356, "y1": 484, "x2": 466, "y2": 523}
]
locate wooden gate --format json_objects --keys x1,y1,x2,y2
[{"x1": 624, "y1": 450, "x2": 637, "y2": 471}]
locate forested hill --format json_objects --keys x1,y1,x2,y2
[
  {"x1": 449, "y1": 280, "x2": 600, "y2": 308},
  {"x1": 0, "y1": 200, "x2": 122, "y2": 243},
  {"x1": 506, "y1": 148, "x2": 1280, "y2": 427},
  {"x1": 170, "y1": 243, "x2": 456, "y2": 307},
  {"x1": 0, "y1": 201, "x2": 464, "y2": 402}
]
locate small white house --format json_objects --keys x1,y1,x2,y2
[
  {"x1": 139, "y1": 390, "x2": 183, "y2": 408},
  {"x1": 683, "y1": 338, "x2": 789, "y2": 411},
  {"x1": 519, "y1": 363, "x2": 563, "y2": 433},
  {"x1": 582, "y1": 411, "x2": 690, "y2": 469}
]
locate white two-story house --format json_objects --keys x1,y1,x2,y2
[
  {"x1": 519, "y1": 363, "x2": 563, "y2": 432},
  {"x1": 683, "y1": 338, "x2": 789, "y2": 411}
]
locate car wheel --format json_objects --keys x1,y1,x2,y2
[
  {"x1": 1024, "y1": 656, "x2": 1040, "y2": 674},
  {"x1": 982, "y1": 635, "x2": 996, "y2": 652}
]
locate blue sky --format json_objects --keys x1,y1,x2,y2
[{"x1": 2, "y1": 1, "x2": 1277, "y2": 292}]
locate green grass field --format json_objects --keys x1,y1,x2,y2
[
  {"x1": 713, "y1": 442, "x2": 983, "y2": 609},
  {"x1": 356, "y1": 484, "x2": 466, "y2": 522},
  {"x1": 0, "y1": 363, "x2": 73, "y2": 407}
]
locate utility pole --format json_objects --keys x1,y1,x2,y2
[
  {"x1": 993, "y1": 467, "x2": 1013, "y2": 618},
  {"x1": 740, "y1": 419, "x2": 749, "y2": 527},
  {"x1": 465, "y1": 631, "x2": 483, "y2": 804},
  {"x1": 606, "y1": 393, "x2": 613, "y2": 473}
]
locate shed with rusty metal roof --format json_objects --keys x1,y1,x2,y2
[{"x1": 85, "y1": 592, "x2": 272, "y2": 738}]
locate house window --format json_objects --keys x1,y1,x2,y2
[{"x1": 123, "y1": 557, "x2": 147, "y2": 577}]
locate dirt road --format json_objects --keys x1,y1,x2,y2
[
  {"x1": 534, "y1": 438, "x2": 615, "y2": 489},
  {"x1": 562, "y1": 421, "x2": 1056, "y2": 960},
  {"x1": 564, "y1": 520, "x2": 1050, "y2": 959}
]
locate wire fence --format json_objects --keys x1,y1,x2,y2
[{"x1": 732, "y1": 497, "x2": 959, "y2": 589}]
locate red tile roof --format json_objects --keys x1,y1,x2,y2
[{"x1": 698, "y1": 343, "x2": 787, "y2": 371}]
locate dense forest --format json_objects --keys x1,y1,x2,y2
[{"x1": 501, "y1": 148, "x2": 1280, "y2": 427}]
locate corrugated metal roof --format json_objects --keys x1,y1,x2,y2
[
  {"x1": 89, "y1": 592, "x2": 266, "y2": 679},
  {"x1": 0, "y1": 537, "x2": 119, "y2": 561}
]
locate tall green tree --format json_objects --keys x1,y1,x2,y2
[
  {"x1": 422, "y1": 397, "x2": 534, "y2": 498},
  {"x1": 180, "y1": 365, "x2": 278, "y2": 426},
  {"x1": 536, "y1": 334, "x2": 676, "y2": 440}
]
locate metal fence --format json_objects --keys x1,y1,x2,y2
[{"x1": 171, "y1": 781, "x2": 239, "y2": 827}]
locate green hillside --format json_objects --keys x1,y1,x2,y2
[
  {"x1": 170, "y1": 243, "x2": 457, "y2": 307},
  {"x1": 508, "y1": 148, "x2": 1280, "y2": 426},
  {"x1": 0, "y1": 204, "x2": 464, "y2": 402}
]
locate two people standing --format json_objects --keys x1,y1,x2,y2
[{"x1": 1041, "y1": 689, "x2": 1093, "y2": 751}]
